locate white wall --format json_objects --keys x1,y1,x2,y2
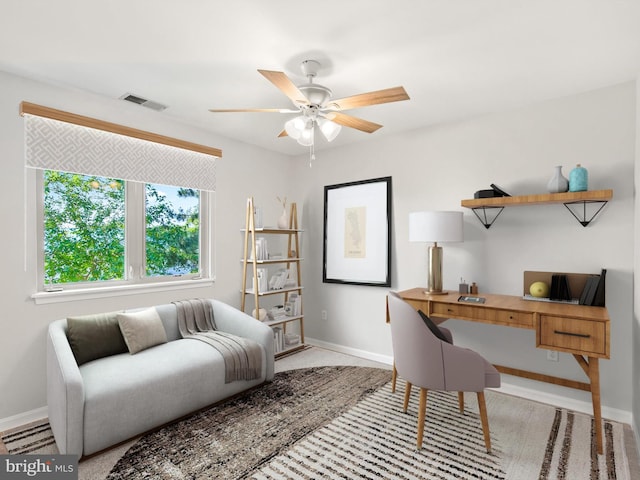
[
  {"x1": 0, "y1": 70, "x2": 293, "y2": 421},
  {"x1": 294, "y1": 81, "x2": 636, "y2": 415}
]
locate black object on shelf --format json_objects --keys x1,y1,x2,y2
[
  {"x1": 490, "y1": 184, "x2": 511, "y2": 197},
  {"x1": 579, "y1": 269, "x2": 606, "y2": 306},
  {"x1": 474, "y1": 184, "x2": 512, "y2": 199},
  {"x1": 550, "y1": 274, "x2": 571, "y2": 302},
  {"x1": 474, "y1": 189, "x2": 499, "y2": 199}
]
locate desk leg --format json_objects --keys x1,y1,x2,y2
[
  {"x1": 573, "y1": 355, "x2": 603, "y2": 455},
  {"x1": 589, "y1": 357, "x2": 603, "y2": 455}
]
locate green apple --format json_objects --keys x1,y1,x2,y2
[{"x1": 529, "y1": 281, "x2": 550, "y2": 298}]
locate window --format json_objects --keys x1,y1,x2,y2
[
  {"x1": 22, "y1": 103, "x2": 219, "y2": 300},
  {"x1": 145, "y1": 184, "x2": 200, "y2": 277},
  {"x1": 40, "y1": 170, "x2": 211, "y2": 290}
]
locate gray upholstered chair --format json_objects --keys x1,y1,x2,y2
[{"x1": 387, "y1": 291, "x2": 501, "y2": 452}]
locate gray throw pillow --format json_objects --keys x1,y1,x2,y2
[
  {"x1": 66, "y1": 311, "x2": 128, "y2": 365},
  {"x1": 117, "y1": 308, "x2": 168, "y2": 354},
  {"x1": 418, "y1": 310, "x2": 452, "y2": 343}
]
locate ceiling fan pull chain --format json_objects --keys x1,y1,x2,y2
[{"x1": 309, "y1": 125, "x2": 316, "y2": 167}]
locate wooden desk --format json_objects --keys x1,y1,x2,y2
[{"x1": 389, "y1": 288, "x2": 610, "y2": 454}]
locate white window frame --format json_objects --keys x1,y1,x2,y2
[{"x1": 32, "y1": 171, "x2": 215, "y2": 304}]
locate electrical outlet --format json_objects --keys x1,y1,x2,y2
[
  {"x1": 321, "y1": 310, "x2": 328, "y2": 321},
  {"x1": 547, "y1": 350, "x2": 559, "y2": 362}
]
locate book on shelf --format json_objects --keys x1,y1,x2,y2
[
  {"x1": 286, "y1": 293, "x2": 302, "y2": 316},
  {"x1": 550, "y1": 274, "x2": 571, "y2": 302},
  {"x1": 578, "y1": 269, "x2": 606, "y2": 306},
  {"x1": 272, "y1": 326, "x2": 285, "y2": 353},
  {"x1": 255, "y1": 268, "x2": 268, "y2": 293},
  {"x1": 268, "y1": 269, "x2": 291, "y2": 290},
  {"x1": 592, "y1": 269, "x2": 606, "y2": 307},
  {"x1": 250, "y1": 237, "x2": 268, "y2": 261},
  {"x1": 268, "y1": 306, "x2": 288, "y2": 321}
]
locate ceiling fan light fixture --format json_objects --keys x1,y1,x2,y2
[
  {"x1": 284, "y1": 116, "x2": 306, "y2": 139},
  {"x1": 297, "y1": 123, "x2": 315, "y2": 146},
  {"x1": 318, "y1": 117, "x2": 342, "y2": 142}
]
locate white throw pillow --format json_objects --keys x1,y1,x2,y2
[{"x1": 117, "y1": 308, "x2": 168, "y2": 354}]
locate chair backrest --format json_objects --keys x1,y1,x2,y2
[{"x1": 387, "y1": 291, "x2": 446, "y2": 390}]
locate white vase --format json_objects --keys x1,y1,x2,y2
[
  {"x1": 547, "y1": 166, "x2": 569, "y2": 193},
  {"x1": 277, "y1": 208, "x2": 289, "y2": 229}
]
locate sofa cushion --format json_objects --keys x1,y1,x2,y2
[
  {"x1": 117, "y1": 308, "x2": 168, "y2": 354},
  {"x1": 66, "y1": 311, "x2": 128, "y2": 365}
]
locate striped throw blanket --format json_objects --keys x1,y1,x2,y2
[{"x1": 173, "y1": 299, "x2": 263, "y2": 383}]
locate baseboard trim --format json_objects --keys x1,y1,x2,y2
[
  {"x1": 0, "y1": 407, "x2": 48, "y2": 433},
  {"x1": 306, "y1": 337, "x2": 632, "y2": 425},
  {"x1": 306, "y1": 338, "x2": 394, "y2": 367}
]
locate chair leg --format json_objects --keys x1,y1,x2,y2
[
  {"x1": 391, "y1": 362, "x2": 397, "y2": 393},
  {"x1": 403, "y1": 382, "x2": 412, "y2": 412},
  {"x1": 416, "y1": 388, "x2": 428, "y2": 449},
  {"x1": 477, "y1": 391, "x2": 492, "y2": 453},
  {"x1": 458, "y1": 392, "x2": 464, "y2": 413}
]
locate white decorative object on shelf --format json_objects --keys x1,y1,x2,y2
[
  {"x1": 277, "y1": 196, "x2": 289, "y2": 229},
  {"x1": 547, "y1": 166, "x2": 569, "y2": 193}
]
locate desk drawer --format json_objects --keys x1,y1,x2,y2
[
  {"x1": 430, "y1": 303, "x2": 532, "y2": 328},
  {"x1": 538, "y1": 315, "x2": 607, "y2": 356},
  {"x1": 431, "y1": 302, "x2": 475, "y2": 319},
  {"x1": 494, "y1": 310, "x2": 533, "y2": 328}
]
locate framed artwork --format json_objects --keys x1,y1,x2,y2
[{"x1": 323, "y1": 176, "x2": 392, "y2": 286}]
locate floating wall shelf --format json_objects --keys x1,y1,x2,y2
[{"x1": 461, "y1": 189, "x2": 613, "y2": 229}]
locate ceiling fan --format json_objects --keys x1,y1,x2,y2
[{"x1": 209, "y1": 60, "x2": 410, "y2": 151}]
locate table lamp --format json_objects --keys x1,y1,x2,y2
[{"x1": 409, "y1": 211, "x2": 463, "y2": 294}]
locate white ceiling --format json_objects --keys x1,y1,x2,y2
[{"x1": 2, "y1": 1, "x2": 640, "y2": 156}]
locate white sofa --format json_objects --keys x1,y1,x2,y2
[{"x1": 46, "y1": 299, "x2": 274, "y2": 457}]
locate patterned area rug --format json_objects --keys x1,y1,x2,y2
[{"x1": 1, "y1": 366, "x2": 631, "y2": 479}]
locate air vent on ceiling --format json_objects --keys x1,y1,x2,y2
[{"x1": 120, "y1": 93, "x2": 167, "y2": 112}]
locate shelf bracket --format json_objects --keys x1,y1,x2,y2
[
  {"x1": 563, "y1": 200, "x2": 608, "y2": 227},
  {"x1": 470, "y1": 206, "x2": 504, "y2": 229}
]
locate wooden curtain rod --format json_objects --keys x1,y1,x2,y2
[{"x1": 20, "y1": 101, "x2": 222, "y2": 158}]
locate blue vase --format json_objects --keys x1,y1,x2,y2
[{"x1": 569, "y1": 164, "x2": 588, "y2": 192}]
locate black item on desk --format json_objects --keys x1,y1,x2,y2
[
  {"x1": 550, "y1": 274, "x2": 571, "y2": 302},
  {"x1": 579, "y1": 271, "x2": 606, "y2": 306},
  {"x1": 579, "y1": 276, "x2": 598, "y2": 305},
  {"x1": 592, "y1": 269, "x2": 606, "y2": 307}
]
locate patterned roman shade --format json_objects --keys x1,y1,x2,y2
[{"x1": 24, "y1": 113, "x2": 217, "y2": 191}]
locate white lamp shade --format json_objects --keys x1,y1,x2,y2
[
  {"x1": 318, "y1": 117, "x2": 342, "y2": 142},
  {"x1": 297, "y1": 124, "x2": 314, "y2": 146},
  {"x1": 409, "y1": 211, "x2": 463, "y2": 243},
  {"x1": 284, "y1": 116, "x2": 305, "y2": 139}
]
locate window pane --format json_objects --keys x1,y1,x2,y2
[
  {"x1": 44, "y1": 171, "x2": 125, "y2": 284},
  {"x1": 145, "y1": 184, "x2": 200, "y2": 277}
]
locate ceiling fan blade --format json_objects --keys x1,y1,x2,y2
[
  {"x1": 258, "y1": 69, "x2": 309, "y2": 106},
  {"x1": 208, "y1": 108, "x2": 299, "y2": 113},
  {"x1": 277, "y1": 130, "x2": 288, "y2": 138},
  {"x1": 328, "y1": 86, "x2": 409, "y2": 111},
  {"x1": 325, "y1": 112, "x2": 383, "y2": 134}
]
